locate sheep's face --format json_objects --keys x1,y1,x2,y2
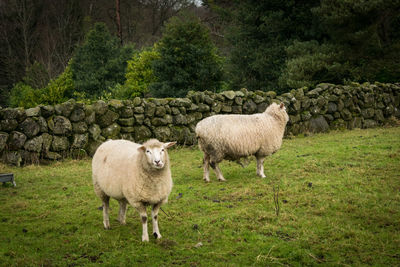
[
  {"x1": 139, "y1": 140, "x2": 177, "y2": 169},
  {"x1": 279, "y1": 103, "x2": 289, "y2": 123},
  {"x1": 266, "y1": 102, "x2": 289, "y2": 123}
]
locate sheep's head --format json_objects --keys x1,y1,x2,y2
[
  {"x1": 138, "y1": 139, "x2": 176, "y2": 169},
  {"x1": 266, "y1": 102, "x2": 289, "y2": 124}
]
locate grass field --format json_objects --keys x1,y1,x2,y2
[{"x1": 1, "y1": 127, "x2": 399, "y2": 266}]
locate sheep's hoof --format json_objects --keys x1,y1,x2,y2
[
  {"x1": 153, "y1": 232, "x2": 162, "y2": 239},
  {"x1": 142, "y1": 236, "x2": 149, "y2": 242},
  {"x1": 218, "y1": 178, "x2": 226, "y2": 182},
  {"x1": 103, "y1": 222, "x2": 111, "y2": 229},
  {"x1": 203, "y1": 178, "x2": 210, "y2": 183}
]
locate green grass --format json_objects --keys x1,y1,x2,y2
[{"x1": 1, "y1": 127, "x2": 400, "y2": 266}]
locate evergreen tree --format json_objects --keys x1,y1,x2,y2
[
  {"x1": 213, "y1": 0, "x2": 321, "y2": 93},
  {"x1": 71, "y1": 23, "x2": 133, "y2": 97},
  {"x1": 279, "y1": 0, "x2": 400, "y2": 89},
  {"x1": 150, "y1": 14, "x2": 223, "y2": 97},
  {"x1": 314, "y1": 0, "x2": 400, "y2": 83}
]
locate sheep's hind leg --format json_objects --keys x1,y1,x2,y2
[
  {"x1": 203, "y1": 153, "x2": 211, "y2": 182},
  {"x1": 211, "y1": 161, "x2": 226, "y2": 182},
  {"x1": 102, "y1": 196, "x2": 111, "y2": 229},
  {"x1": 118, "y1": 199, "x2": 128, "y2": 225},
  {"x1": 256, "y1": 156, "x2": 266, "y2": 178},
  {"x1": 151, "y1": 202, "x2": 162, "y2": 239}
]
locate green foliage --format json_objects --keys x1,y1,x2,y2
[
  {"x1": 22, "y1": 61, "x2": 50, "y2": 89},
  {"x1": 214, "y1": 0, "x2": 400, "y2": 92},
  {"x1": 220, "y1": 1, "x2": 321, "y2": 93},
  {"x1": 71, "y1": 23, "x2": 134, "y2": 97},
  {"x1": 150, "y1": 14, "x2": 223, "y2": 97},
  {"x1": 9, "y1": 63, "x2": 75, "y2": 108},
  {"x1": 1, "y1": 128, "x2": 400, "y2": 265},
  {"x1": 41, "y1": 63, "x2": 75, "y2": 105},
  {"x1": 309, "y1": 0, "x2": 400, "y2": 84},
  {"x1": 123, "y1": 47, "x2": 160, "y2": 98},
  {"x1": 279, "y1": 41, "x2": 353, "y2": 88},
  {"x1": 9, "y1": 82, "x2": 41, "y2": 108}
]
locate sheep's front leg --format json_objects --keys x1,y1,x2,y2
[
  {"x1": 203, "y1": 153, "x2": 211, "y2": 182},
  {"x1": 256, "y1": 156, "x2": 266, "y2": 178},
  {"x1": 102, "y1": 196, "x2": 111, "y2": 229},
  {"x1": 135, "y1": 203, "x2": 149, "y2": 242},
  {"x1": 152, "y1": 202, "x2": 162, "y2": 239},
  {"x1": 118, "y1": 199, "x2": 128, "y2": 225}
]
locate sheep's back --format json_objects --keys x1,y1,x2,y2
[
  {"x1": 196, "y1": 114, "x2": 277, "y2": 158},
  {"x1": 92, "y1": 140, "x2": 139, "y2": 199}
]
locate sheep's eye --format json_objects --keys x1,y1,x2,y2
[
  {"x1": 146, "y1": 150, "x2": 151, "y2": 154},
  {"x1": 161, "y1": 149, "x2": 164, "y2": 152}
]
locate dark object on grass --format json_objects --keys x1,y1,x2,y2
[
  {"x1": 0, "y1": 173, "x2": 16, "y2": 187},
  {"x1": 273, "y1": 185, "x2": 280, "y2": 216}
]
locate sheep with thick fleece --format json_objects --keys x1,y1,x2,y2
[
  {"x1": 195, "y1": 102, "x2": 289, "y2": 182},
  {"x1": 92, "y1": 138, "x2": 176, "y2": 241}
]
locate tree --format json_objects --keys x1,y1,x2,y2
[
  {"x1": 71, "y1": 23, "x2": 134, "y2": 97},
  {"x1": 280, "y1": 0, "x2": 400, "y2": 89},
  {"x1": 279, "y1": 41, "x2": 353, "y2": 89},
  {"x1": 313, "y1": 0, "x2": 400, "y2": 83},
  {"x1": 150, "y1": 14, "x2": 223, "y2": 97},
  {"x1": 216, "y1": 0, "x2": 321, "y2": 93},
  {"x1": 115, "y1": 0, "x2": 122, "y2": 45},
  {"x1": 0, "y1": 0, "x2": 84, "y2": 107}
]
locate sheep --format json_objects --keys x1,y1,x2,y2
[
  {"x1": 92, "y1": 138, "x2": 176, "y2": 242},
  {"x1": 195, "y1": 102, "x2": 289, "y2": 182}
]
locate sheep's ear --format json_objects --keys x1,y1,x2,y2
[
  {"x1": 280, "y1": 103, "x2": 285, "y2": 109},
  {"x1": 164, "y1": 141, "x2": 177, "y2": 149},
  {"x1": 138, "y1": 146, "x2": 146, "y2": 152}
]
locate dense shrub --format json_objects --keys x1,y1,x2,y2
[
  {"x1": 123, "y1": 47, "x2": 160, "y2": 98},
  {"x1": 41, "y1": 63, "x2": 75, "y2": 105},
  {"x1": 9, "y1": 83, "x2": 40, "y2": 108},
  {"x1": 279, "y1": 41, "x2": 353, "y2": 89},
  {"x1": 9, "y1": 63, "x2": 75, "y2": 108}
]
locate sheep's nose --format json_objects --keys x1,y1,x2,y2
[{"x1": 155, "y1": 160, "x2": 160, "y2": 164}]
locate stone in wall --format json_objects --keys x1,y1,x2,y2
[
  {"x1": 8, "y1": 131, "x2": 27, "y2": 150},
  {"x1": 0, "y1": 132, "x2": 9, "y2": 151},
  {"x1": 51, "y1": 136, "x2": 69, "y2": 151},
  {"x1": 24, "y1": 135, "x2": 43, "y2": 152},
  {"x1": 48, "y1": 116, "x2": 72, "y2": 135},
  {"x1": 19, "y1": 118, "x2": 40, "y2": 138}
]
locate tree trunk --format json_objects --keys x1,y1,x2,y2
[{"x1": 115, "y1": 0, "x2": 122, "y2": 45}]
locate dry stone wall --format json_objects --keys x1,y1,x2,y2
[{"x1": 0, "y1": 82, "x2": 399, "y2": 166}]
